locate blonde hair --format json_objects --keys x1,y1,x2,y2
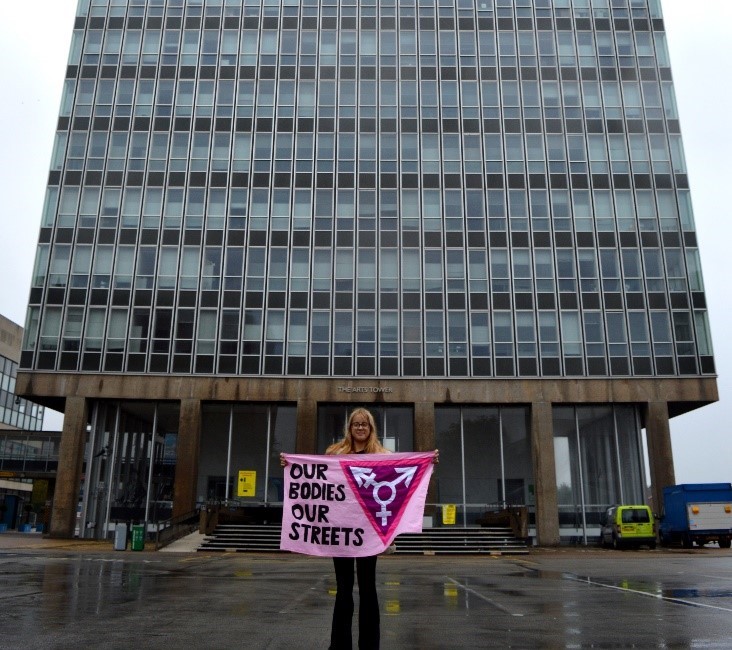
[{"x1": 326, "y1": 408, "x2": 389, "y2": 455}]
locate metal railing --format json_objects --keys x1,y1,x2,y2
[{"x1": 153, "y1": 509, "x2": 199, "y2": 550}]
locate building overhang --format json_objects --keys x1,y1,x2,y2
[{"x1": 15, "y1": 371, "x2": 718, "y2": 418}]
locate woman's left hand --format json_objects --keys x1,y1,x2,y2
[{"x1": 433, "y1": 449, "x2": 439, "y2": 465}]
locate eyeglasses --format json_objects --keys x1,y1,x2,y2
[{"x1": 351, "y1": 422, "x2": 370, "y2": 429}]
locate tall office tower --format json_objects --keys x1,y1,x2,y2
[{"x1": 17, "y1": 0, "x2": 718, "y2": 543}]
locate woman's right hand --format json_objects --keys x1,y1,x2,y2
[{"x1": 280, "y1": 452, "x2": 288, "y2": 468}]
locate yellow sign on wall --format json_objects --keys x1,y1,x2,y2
[
  {"x1": 442, "y1": 504, "x2": 457, "y2": 525},
  {"x1": 237, "y1": 471, "x2": 257, "y2": 497}
]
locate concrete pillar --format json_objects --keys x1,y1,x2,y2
[
  {"x1": 295, "y1": 399, "x2": 318, "y2": 453},
  {"x1": 173, "y1": 398, "x2": 201, "y2": 519},
  {"x1": 414, "y1": 400, "x2": 437, "y2": 524},
  {"x1": 531, "y1": 401, "x2": 560, "y2": 546},
  {"x1": 49, "y1": 396, "x2": 88, "y2": 538},
  {"x1": 644, "y1": 401, "x2": 675, "y2": 516},
  {"x1": 413, "y1": 400, "x2": 434, "y2": 451}
]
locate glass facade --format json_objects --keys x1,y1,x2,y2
[
  {"x1": 0, "y1": 354, "x2": 44, "y2": 431},
  {"x1": 317, "y1": 403, "x2": 414, "y2": 452},
  {"x1": 554, "y1": 404, "x2": 645, "y2": 541},
  {"x1": 199, "y1": 402, "x2": 296, "y2": 501},
  {"x1": 21, "y1": 0, "x2": 715, "y2": 381},
  {"x1": 0, "y1": 431, "x2": 60, "y2": 474},
  {"x1": 81, "y1": 400, "x2": 180, "y2": 536},
  {"x1": 435, "y1": 406, "x2": 533, "y2": 526}
]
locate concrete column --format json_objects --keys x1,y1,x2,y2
[
  {"x1": 413, "y1": 400, "x2": 434, "y2": 451},
  {"x1": 50, "y1": 396, "x2": 88, "y2": 538},
  {"x1": 644, "y1": 401, "x2": 675, "y2": 516},
  {"x1": 413, "y1": 401, "x2": 439, "y2": 524},
  {"x1": 296, "y1": 399, "x2": 318, "y2": 453},
  {"x1": 531, "y1": 401, "x2": 560, "y2": 546},
  {"x1": 173, "y1": 398, "x2": 201, "y2": 519}
]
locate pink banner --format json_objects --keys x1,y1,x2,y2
[{"x1": 280, "y1": 452, "x2": 434, "y2": 557}]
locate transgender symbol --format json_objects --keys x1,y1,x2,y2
[{"x1": 349, "y1": 466, "x2": 418, "y2": 527}]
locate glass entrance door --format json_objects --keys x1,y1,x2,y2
[
  {"x1": 80, "y1": 400, "x2": 179, "y2": 540},
  {"x1": 434, "y1": 406, "x2": 533, "y2": 527},
  {"x1": 553, "y1": 405, "x2": 645, "y2": 544},
  {"x1": 199, "y1": 403, "x2": 296, "y2": 506}
]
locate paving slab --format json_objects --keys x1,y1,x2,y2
[{"x1": 1, "y1": 534, "x2": 731, "y2": 649}]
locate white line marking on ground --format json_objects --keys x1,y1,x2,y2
[
  {"x1": 444, "y1": 576, "x2": 524, "y2": 617},
  {"x1": 565, "y1": 575, "x2": 732, "y2": 613},
  {"x1": 0, "y1": 591, "x2": 44, "y2": 601},
  {"x1": 696, "y1": 573, "x2": 732, "y2": 581}
]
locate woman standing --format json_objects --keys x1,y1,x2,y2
[
  {"x1": 326, "y1": 407, "x2": 388, "y2": 650},
  {"x1": 281, "y1": 407, "x2": 438, "y2": 649}
]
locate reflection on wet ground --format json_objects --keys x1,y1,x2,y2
[
  {"x1": 0, "y1": 550, "x2": 731, "y2": 648},
  {"x1": 664, "y1": 588, "x2": 732, "y2": 599}
]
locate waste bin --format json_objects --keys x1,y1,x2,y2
[
  {"x1": 114, "y1": 523, "x2": 128, "y2": 551},
  {"x1": 131, "y1": 524, "x2": 145, "y2": 551}
]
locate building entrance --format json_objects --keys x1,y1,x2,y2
[
  {"x1": 434, "y1": 406, "x2": 534, "y2": 527},
  {"x1": 79, "y1": 400, "x2": 179, "y2": 540},
  {"x1": 553, "y1": 405, "x2": 646, "y2": 544}
]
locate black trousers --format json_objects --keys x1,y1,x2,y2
[{"x1": 330, "y1": 556, "x2": 380, "y2": 650}]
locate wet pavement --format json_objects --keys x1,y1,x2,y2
[{"x1": 1, "y1": 533, "x2": 731, "y2": 649}]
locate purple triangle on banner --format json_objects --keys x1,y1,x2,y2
[{"x1": 341, "y1": 457, "x2": 431, "y2": 543}]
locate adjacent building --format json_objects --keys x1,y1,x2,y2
[
  {"x1": 0, "y1": 314, "x2": 49, "y2": 530},
  {"x1": 0, "y1": 315, "x2": 45, "y2": 432},
  {"x1": 16, "y1": 0, "x2": 718, "y2": 543}
]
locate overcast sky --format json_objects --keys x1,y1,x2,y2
[{"x1": 0, "y1": 1, "x2": 729, "y2": 484}]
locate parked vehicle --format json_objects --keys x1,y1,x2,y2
[
  {"x1": 659, "y1": 483, "x2": 732, "y2": 549},
  {"x1": 600, "y1": 505, "x2": 656, "y2": 550}
]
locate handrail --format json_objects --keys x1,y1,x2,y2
[{"x1": 154, "y1": 509, "x2": 199, "y2": 551}]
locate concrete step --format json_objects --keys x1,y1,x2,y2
[{"x1": 198, "y1": 525, "x2": 529, "y2": 555}]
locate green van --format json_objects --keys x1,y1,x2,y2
[{"x1": 600, "y1": 505, "x2": 656, "y2": 549}]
